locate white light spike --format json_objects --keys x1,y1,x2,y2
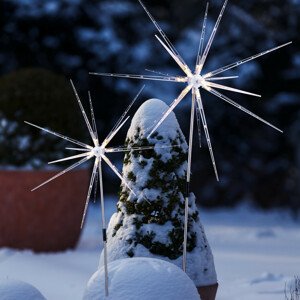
[
  {"x1": 195, "y1": 89, "x2": 219, "y2": 181},
  {"x1": 89, "y1": 72, "x2": 186, "y2": 83},
  {"x1": 106, "y1": 145, "x2": 176, "y2": 153},
  {"x1": 48, "y1": 152, "x2": 90, "y2": 165},
  {"x1": 204, "y1": 41, "x2": 293, "y2": 78},
  {"x1": 101, "y1": 154, "x2": 137, "y2": 196},
  {"x1": 70, "y1": 80, "x2": 96, "y2": 142},
  {"x1": 145, "y1": 69, "x2": 171, "y2": 77},
  {"x1": 206, "y1": 81, "x2": 261, "y2": 98},
  {"x1": 88, "y1": 91, "x2": 99, "y2": 142},
  {"x1": 107, "y1": 85, "x2": 145, "y2": 142},
  {"x1": 24, "y1": 121, "x2": 92, "y2": 150},
  {"x1": 93, "y1": 169, "x2": 98, "y2": 203},
  {"x1": 80, "y1": 158, "x2": 99, "y2": 229},
  {"x1": 66, "y1": 147, "x2": 90, "y2": 152},
  {"x1": 138, "y1": 0, "x2": 186, "y2": 66},
  {"x1": 103, "y1": 116, "x2": 130, "y2": 147},
  {"x1": 186, "y1": 91, "x2": 196, "y2": 183},
  {"x1": 195, "y1": 91, "x2": 202, "y2": 148},
  {"x1": 31, "y1": 155, "x2": 92, "y2": 192},
  {"x1": 206, "y1": 76, "x2": 239, "y2": 81},
  {"x1": 155, "y1": 35, "x2": 193, "y2": 77},
  {"x1": 138, "y1": 0, "x2": 176, "y2": 55},
  {"x1": 197, "y1": 0, "x2": 228, "y2": 74},
  {"x1": 106, "y1": 146, "x2": 155, "y2": 153},
  {"x1": 206, "y1": 87, "x2": 283, "y2": 133},
  {"x1": 196, "y1": 2, "x2": 209, "y2": 73},
  {"x1": 147, "y1": 85, "x2": 192, "y2": 138}
]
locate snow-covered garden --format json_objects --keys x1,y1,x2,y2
[
  {"x1": 0, "y1": 0, "x2": 299, "y2": 299},
  {"x1": 0, "y1": 200, "x2": 299, "y2": 299}
]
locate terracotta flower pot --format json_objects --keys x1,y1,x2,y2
[{"x1": 0, "y1": 169, "x2": 89, "y2": 252}]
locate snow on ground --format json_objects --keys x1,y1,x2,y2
[
  {"x1": 83, "y1": 257, "x2": 199, "y2": 300},
  {"x1": 0, "y1": 197, "x2": 299, "y2": 300},
  {"x1": 0, "y1": 279, "x2": 46, "y2": 300}
]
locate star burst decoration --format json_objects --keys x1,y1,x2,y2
[
  {"x1": 25, "y1": 82, "x2": 161, "y2": 296},
  {"x1": 25, "y1": 81, "x2": 147, "y2": 228},
  {"x1": 90, "y1": 0, "x2": 292, "y2": 181}
]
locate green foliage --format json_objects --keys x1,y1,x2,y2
[
  {"x1": 0, "y1": 68, "x2": 87, "y2": 168},
  {"x1": 115, "y1": 125, "x2": 198, "y2": 260}
]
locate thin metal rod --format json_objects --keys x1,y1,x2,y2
[
  {"x1": 183, "y1": 90, "x2": 196, "y2": 272},
  {"x1": 99, "y1": 159, "x2": 109, "y2": 297}
]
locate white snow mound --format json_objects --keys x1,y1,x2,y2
[
  {"x1": 0, "y1": 279, "x2": 46, "y2": 300},
  {"x1": 83, "y1": 257, "x2": 199, "y2": 300}
]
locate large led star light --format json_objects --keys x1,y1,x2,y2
[
  {"x1": 91, "y1": 0, "x2": 292, "y2": 272},
  {"x1": 25, "y1": 82, "x2": 160, "y2": 296},
  {"x1": 91, "y1": 0, "x2": 291, "y2": 180}
]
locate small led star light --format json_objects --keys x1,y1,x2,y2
[
  {"x1": 25, "y1": 82, "x2": 167, "y2": 296},
  {"x1": 90, "y1": 0, "x2": 292, "y2": 272}
]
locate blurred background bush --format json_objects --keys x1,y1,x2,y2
[
  {"x1": 0, "y1": 0, "x2": 299, "y2": 214},
  {"x1": 0, "y1": 68, "x2": 86, "y2": 168}
]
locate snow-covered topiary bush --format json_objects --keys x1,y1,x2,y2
[
  {"x1": 84, "y1": 257, "x2": 200, "y2": 300},
  {"x1": 100, "y1": 99, "x2": 217, "y2": 287}
]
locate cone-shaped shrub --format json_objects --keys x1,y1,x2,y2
[{"x1": 102, "y1": 99, "x2": 217, "y2": 286}]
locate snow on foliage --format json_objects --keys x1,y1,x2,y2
[
  {"x1": 100, "y1": 99, "x2": 217, "y2": 286},
  {"x1": 0, "y1": 279, "x2": 46, "y2": 300},
  {"x1": 84, "y1": 257, "x2": 199, "y2": 300}
]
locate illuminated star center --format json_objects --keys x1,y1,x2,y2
[
  {"x1": 188, "y1": 74, "x2": 205, "y2": 88},
  {"x1": 92, "y1": 146, "x2": 104, "y2": 157}
]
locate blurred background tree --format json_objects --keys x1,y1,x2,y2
[
  {"x1": 0, "y1": 68, "x2": 87, "y2": 168},
  {"x1": 0, "y1": 0, "x2": 299, "y2": 213}
]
